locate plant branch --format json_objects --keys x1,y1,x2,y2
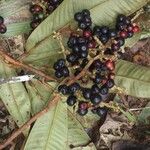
[
  {"x1": 0, "y1": 95, "x2": 60, "y2": 150},
  {"x1": 0, "y1": 49, "x2": 56, "y2": 82}
]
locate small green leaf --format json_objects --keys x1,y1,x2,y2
[
  {"x1": 115, "y1": 60, "x2": 150, "y2": 98},
  {"x1": 24, "y1": 100, "x2": 68, "y2": 150},
  {"x1": 0, "y1": 60, "x2": 31, "y2": 127}
]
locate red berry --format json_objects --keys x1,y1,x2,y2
[
  {"x1": 132, "y1": 25, "x2": 140, "y2": 33},
  {"x1": 0, "y1": 24, "x2": 7, "y2": 34},
  {"x1": 102, "y1": 79, "x2": 107, "y2": 85},
  {"x1": 88, "y1": 41, "x2": 96, "y2": 48},
  {"x1": 108, "y1": 73, "x2": 115, "y2": 79},
  {"x1": 105, "y1": 60, "x2": 115, "y2": 71},
  {"x1": 119, "y1": 31, "x2": 128, "y2": 38},
  {"x1": 83, "y1": 30, "x2": 92, "y2": 38},
  {"x1": 127, "y1": 25, "x2": 133, "y2": 32},
  {"x1": 79, "y1": 102, "x2": 88, "y2": 109}
]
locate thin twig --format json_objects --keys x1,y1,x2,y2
[
  {"x1": 0, "y1": 95, "x2": 60, "y2": 150},
  {"x1": 0, "y1": 49, "x2": 56, "y2": 82}
]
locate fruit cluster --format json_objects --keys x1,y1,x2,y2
[
  {"x1": 30, "y1": 0, "x2": 63, "y2": 29},
  {"x1": 0, "y1": 16, "x2": 7, "y2": 34},
  {"x1": 53, "y1": 10, "x2": 139, "y2": 117}
]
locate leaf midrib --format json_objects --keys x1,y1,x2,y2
[
  {"x1": 116, "y1": 75, "x2": 150, "y2": 84},
  {"x1": 44, "y1": 101, "x2": 60, "y2": 150}
]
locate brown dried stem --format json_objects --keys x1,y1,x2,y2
[
  {"x1": 0, "y1": 49, "x2": 56, "y2": 82},
  {"x1": 0, "y1": 95, "x2": 60, "y2": 150}
]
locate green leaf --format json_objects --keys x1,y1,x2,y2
[
  {"x1": 123, "y1": 32, "x2": 142, "y2": 48},
  {"x1": 22, "y1": 0, "x2": 148, "y2": 66},
  {"x1": 1, "y1": 22, "x2": 31, "y2": 37},
  {"x1": 25, "y1": 80, "x2": 58, "y2": 115},
  {"x1": 24, "y1": 101, "x2": 68, "y2": 150},
  {"x1": 0, "y1": 60, "x2": 31, "y2": 127},
  {"x1": 68, "y1": 110, "x2": 96, "y2": 149},
  {"x1": 115, "y1": 60, "x2": 150, "y2": 98},
  {"x1": 138, "y1": 102, "x2": 150, "y2": 124}
]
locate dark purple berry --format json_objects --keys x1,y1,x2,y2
[
  {"x1": 68, "y1": 36, "x2": 77, "y2": 46},
  {"x1": 67, "y1": 95, "x2": 77, "y2": 106},
  {"x1": 116, "y1": 22, "x2": 126, "y2": 31},
  {"x1": 96, "y1": 107, "x2": 107, "y2": 117},
  {"x1": 47, "y1": 5, "x2": 55, "y2": 13},
  {"x1": 109, "y1": 29, "x2": 117, "y2": 38},
  {"x1": 106, "y1": 79, "x2": 115, "y2": 88},
  {"x1": 74, "y1": 12, "x2": 83, "y2": 22},
  {"x1": 111, "y1": 43, "x2": 120, "y2": 51},
  {"x1": 90, "y1": 93, "x2": 102, "y2": 105},
  {"x1": 91, "y1": 84, "x2": 100, "y2": 94},
  {"x1": 69, "y1": 82, "x2": 80, "y2": 93},
  {"x1": 101, "y1": 26, "x2": 109, "y2": 34},
  {"x1": 62, "y1": 66, "x2": 69, "y2": 77},
  {"x1": 66, "y1": 53, "x2": 78, "y2": 63},
  {"x1": 58, "y1": 84, "x2": 68, "y2": 95},
  {"x1": 30, "y1": 4, "x2": 43, "y2": 14},
  {"x1": 100, "y1": 85, "x2": 109, "y2": 95},
  {"x1": 82, "y1": 88, "x2": 91, "y2": 100},
  {"x1": 117, "y1": 14, "x2": 126, "y2": 22},
  {"x1": 0, "y1": 16, "x2": 4, "y2": 24},
  {"x1": 78, "y1": 22, "x2": 87, "y2": 29},
  {"x1": 88, "y1": 41, "x2": 96, "y2": 48},
  {"x1": 93, "y1": 26, "x2": 102, "y2": 35},
  {"x1": 30, "y1": 21, "x2": 40, "y2": 29},
  {"x1": 72, "y1": 45, "x2": 80, "y2": 53},
  {"x1": 53, "y1": 59, "x2": 65, "y2": 70},
  {"x1": 84, "y1": 16, "x2": 91, "y2": 23},
  {"x1": 104, "y1": 48, "x2": 114, "y2": 55},
  {"x1": 124, "y1": 17, "x2": 131, "y2": 25},
  {"x1": 82, "y1": 9, "x2": 90, "y2": 16},
  {"x1": 94, "y1": 74, "x2": 104, "y2": 84},
  {"x1": 55, "y1": 70, "x2": 63, "y2": 78},
  {"x1": 99, "y1": 35, "x2": 109, "y2": 44},
  {"x1": 0, "y1": 24, "x2": 7, "y2": 34},
  {"x1": 115, "y1": 37, "x2": 125, "y2": 46},
  {"x1": 127, "y1": 31, "x2": 134, "y2": 38},
  {"x1": 80, "y1": 51, "x2": 88, "y2": 58},
  {"x1": 77, "y1": 37, "x2": 87, "y2": 44},
  {"x1": 80, "y1": 44, "x2": 88, "y2": 52},
  {"x1": 77, "y1": 108, "x2": 88, "y2": 116},
  {"x1": 80, "y1": 58, "x2": 88, "y2": 68}
]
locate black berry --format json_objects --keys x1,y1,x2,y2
[
  {"x1": 77, "y1": 108, "x2": 88, "y2": 116},
  {"x1": 0, "y1": 16, "x2": 4, "y2": 24},
  {"x1": 90, "y1": 93, "x2": 102, "y2": 105},
  {"x1": 82, "y1": 88, "x2": 91, "y2": 100},
  {"x1": 67, "y1": 95, "x2": 77, "y2": 106},
  {"x1": 58, "y1": 84, "x2": 68, "y2": 95}
]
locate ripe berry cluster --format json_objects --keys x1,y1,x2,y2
[
  {"x1": 74, "y1": 9, "x2": 92, "y2": 30},
  {"x1": 0, "y1": 16, "x2": 7, "y2": 34},
  {"x1": 53, "y1": 10, "x2": 140, "y2": 117},
  {"x1": 53, "y1": 59, "x2": 69, "y2": 78},
  {"x1": 30, "y1": 0, "x2": 63, "y2": 29}
]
